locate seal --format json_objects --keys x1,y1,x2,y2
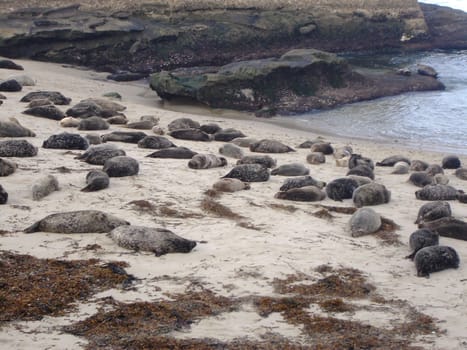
[
  {"x1": 376, "y1": 155, "x2": 410, "y2": 167},
  {"x1": 28, "y1": 98, "x2": 52, "y2": 108},
  {"x1": 346, "y1": 164, "x2": 374, "y2": 180},
  {"x1": 219, "y1": 143, "x2": 244, "y2": 159},
  {"x1": 0, "y1": 140, "x2": 38, "y2": 157},
  {"x1": 310, "y1": 142, "x2": 333, "y2": 155},
  {"x1": 106, "y1": 115, "x2": 128, "y2": 124},
  {"x1": 353, "y1": 182, "x2": 391, "y2": 207},
  {"x1": 326, "y1": 177, "x2": 360, "y2": 201},
  {"x1": 250, "y1": 139, "x2": 295, "y2": 153},
  {"x1": 414, "y1": 245, "x2": 459, "y2": 277},
  {"x1": 222, "y1": 164, "x2": 270, "y2": 182},
  {"x1": 349, "y1": 154, "x2": 374, "y2": 170},
  {"x1": 0, "y1": 117, "x2": 36, "y2": 137},
  {"x1": 275, "y1": 185, "x2": 325, "y2": 202},
  {"x1": 419, "y1": 217, "x2": 467, "y2": 241},
  {"x1": 236, "y1": 155, "x2": 276, "y2": 168},
  {"x1": 405, "y1": 229, "x2": 439, "y2": 260},
  {"x1": 101, "y1": 131, "x2": 147, "y2": 143},
  {"x1": 23, "y1": 105, "x2": 65, "y2": 120},
  {"x1": 454, "y1": 167, "x2": 467, "y2": 180},
  {"x1": 306, "y1": 152, "x2": 325, "y2": 165},
  {"x1": 348, "y1": 207, "x2": 382, "y2": 237},
  {"x1": 124, "y1": 117, "x2": 158, "y2": 130},
  {"x1": 0, "y1": 158, "x2": 17, "y2": 177},
  {"x1": 168, "y1": 117, "x2": 200, "y2": 131},
  {"x1": 32, "y1": 174, "x2": 59, "y2": 200},
  {"x1": 346, "y1": 175, "x2": 372, "y2": 187},
  {"x1": 409, "y1": 160, "x2": 429, "y2": 172},
  {"x1": 415, "y1": 185, "x2": 459, "y2": 201},
  {"x1": 426, "y1": 164, "x2": 444, "y2": 176},
  {"x1": 109, "y1": 225, "x2": 197, "y2": 256},
  {"x1": 24, "y1": 210, "x2": 130, "y2": 233},
  {"x1": 137, "y1": 136, "x2": 176, "y2": 149},
  {"x1": 170, "y1": 128, "x2": 211, "y2": 141},
  {"x1": 146, "y1": 147, "x2": 197, "y2": 159},
  {"x1": 0, "y1": 184, "x2": 7, "y2": 204},
  {"x1": 442, "y1": 155, "x2": 461, "y2": 169},
  {"x1": 75, "y1": 144, "x2": 126, "y2": 165},
  {"x1": 458, "y1": 192, "x2": 467, "y2": 204},
  {"x1": 280, "y1": 175, "x2": 326, "y2": 192},
  {"x1": 200, "y1": 123, "x2": 222, "y2": 134},
  {"x1": 212, "y1": 178, "x2": 250, "y2": 192},
  {"x1": 408, "y1": 172, "x2": 433, "y2": 187},
  {"x1": 20, "y1": 91, "x2": 71, "y2": 105},
  {"x1": 81, "y1": 170, "x2": 110, "y2": 192},
  {"x1": 271, "y1": 163, "x2": 310, "y2": 176},
  {"x1": 59, "y1": 116, "x2": 80, "y2": 128},
  {"x1": 333, "y1": 146, "x2": 353, "y2": 160},
  {"x1": 391, "y1": 161, "x2": 409, "y2": 174},
  {"x1": 188, "y1": 154, "x2": 227, "y2": 169},
  {"x1": 85, "y1": 133, "x2": 102, "y2": 145},
  {"x1": 42, "y1": 132, "x2": 89, "y2": 150},
  {"x1": 415, "y1": 201, "x2": 452, "y2": 224},
  {"x1": 231, "y1": 137, "x2": 259, "y2": 148},
  {"x1": 78, "y1": 116, "x2": 110, "y2": 130},
  {"x1": 213, "y1": 128, "x2": 246, "y2": 142},
  {"x1": 103, "y1": 156, "x2": 139, "y2": 177}
]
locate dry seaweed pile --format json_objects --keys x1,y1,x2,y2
[
  {"x1": 0, "y1": 251, "x2": 133, "y2": 324},
  {"x1": 62, "y1": 267, "x2": 439, "y2": 349}
]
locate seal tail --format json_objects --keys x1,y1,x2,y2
[{"x1": 24, "y1": 221, "x2": 40, "y2": 233}]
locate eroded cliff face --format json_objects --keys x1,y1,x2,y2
[{"x1": 0, "y1": 1, "x2": 435, "y2": 73}]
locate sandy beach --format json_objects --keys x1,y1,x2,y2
[{"x1": 1, "y1": 58, "x2": 467, "y2": 349}]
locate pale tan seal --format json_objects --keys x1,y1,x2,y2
[
  {"x1": 348, "y1": 207, "x2": 381, "y2": 237},
  {"x1": 32, "y1": 174, "x2": 59, "y2": 200},
  {"x1": 212, "y1": 178, "x2": 250, "y2": 192},
  {"x1": 188, "y1": 154, "x2": 227, "y2": 169}
]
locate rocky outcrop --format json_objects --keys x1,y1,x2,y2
[
  {"x1": 1, "y1": 1, "x2": 461, "y2": 74},
  {"x1": 150, "y1": 49, "x2": 445, "y2": 115}
]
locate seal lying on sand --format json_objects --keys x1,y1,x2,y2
[
  {"x1": 419, "y1": 217, "x2": 467, "y2": 241},
  {"x1": 376, "y1": 155, "x2": 410, "y2": 167},
  {"x1": 310, "y1": 142, "x2": 333, "y2": 155},
  {"x1": 32, "y1": 174, "x2": 59, "y2": 200},
  {"x1": 42, "y1": 132, "x2": 89, "y2": 150},
  {"x1": 0, "y1": 158, "x2": 17, "y2": 177},
  {"x1": 103, "y1": 156, "x2": 139, "y2": 177},
  {"x1": 236, "y1": 155, "x2": 276, "y2": 168},
  {"x1": 353, "y1": 182, "x2": 391, "y2": 207},
  {"x1": 219, "y1": 143, "x2": 244, "y2": 159},
  {"x1": 454, "y1": 168, "x2": 467, "y2": 180},
  {"x1": 415, "y1": 185, "x2": 459, "y2": 201},
  {"x1": 271, "y1": 163, "x2": 309, "y2": 176},
  {"x1": 24, "y1": 210, "x2": 129, "y2": 233},
  {"x1": 349, "y1": 154, "x2": 374, "y2": 170},
  {"x1": 170, "y1": 128, "x2": 211, "y2": 141},
  {"x1": 405, "y1": 228, "x2": 439, "y2": 260},
  {"x1": 391, "y1": 161, "x2": 410, "y2": 174},
  {"x1": 348, "y1": 207, "x2": 382, "y2": 237},
  {"x1": 212, "y1": 178, "x2": 250, "y2": 192},
  {"x1": 223, "y1": 164, "x2": 270, "y2": 182},
  {"x1": 250, "y1": 139, "x2": 295, "y2": 153},
  {"x1": 101, "y1": 131, "x2": 147, "y2": 143},
  {"x1": 81, "y1": 170, "x2": 110, "y2": 192},
  {"x1": 146, "y1": 147, "x2": 197, "y2": 159},
  {"x1": 0, "y1": 185, "x2": 7, "y2": 204},
  {"x1": 306, "y1": 152, "x2": 325, "y2": 164},
  {"x1": 137, "y1": 136, "x2": 175, "y2": 149},
  {"x1": 0, "y1": 117, "x2": 36, "y2": 137},
  {"x1": 442, "y1": 155, "x2": 461, "y2": 169},
  {"x1": 188, "y1": 154, "x2": 227, "y2": 169},
  {"x1": 414, "y1": 245, "x2": 460, "y2": 277},
  {"x1": 409, "y1": 172, "x2": 433, "y2": 187},
  {"x1": 20, "y1": 91, "x2": 71, "y2": 105},
  {"x1": 280, "y1": 175, "x2": 326, "y2": 192},
  {"x1": 75, "y1": 144, "x2": 126, "y2": 165},
  {"x1": 168, "y1": 117, "x2": 200, "y2": 131},
  {"x1": 415, "y1": 201, "x2": 452, "y2": 224},
  {"x1": 410, "y1": 160, "x2": 429, "y2": 172},
  {"x1": 109, "y1": 225, "x2": 197, "y2": 256},
  {"x1": 275, "y1": 186, "x2": 325, "y2": 202},
  {"x1": 0, "y1": 140, "x2": 38, "y2": 157},
  {"x1": 78, "y1": 116, "x2": 110, "y2": 130},
  {"x1": 326, "y1": 177, "x2": 360, "y2": 201},
  {"x1": 346, "y1": 164, "x2": 374, "y2": 180},
  {"x1": 213, "y1": 128, "x2": 246, "y2": 142}
]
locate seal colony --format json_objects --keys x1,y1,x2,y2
[{"x1": 0, "y1": 58, "x2": 466, "y2": 349}]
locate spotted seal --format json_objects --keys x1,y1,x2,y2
[
  {"x1": 415, "y1": 185, "x2": 459, "y2": 201},
  {"x1": 109, "y1": 225, "x2": 197, "y2": 256},
  {"x1": 213, "y1": 128, "x2": 246, "y2": 142},
  {"x1": 405, "y1": 229, "x2": 439, "y2": 260},
  {"x1": 188, "y1": 154, "x2": 227, "y2": 169},
  {"x1": 124, "y1": 118, "x2": 158, "y2": 130},
  {"x1": 101, "y1": 131, "x2": 147, "y2": 143},
  {"x1": 408, "y1": 172, "x2": 433, "y2": 187},
  {"x1": 146, "y1": 147, "x2": 197, "y2": 159},
  {"x1": 23, "y1": 105, "x2": 65, "y2": 120},
  {"x1": 78, "y1": 116, "x2": 110, "y2": 130},
  {"x1": 0, "y1": 140, "x2": 38, "y2": 157},
  {"x1": 0, "y1": 158, "x2": 17, "y2": 176},
  {"x1": 376, "y1": 155, "x2": 410, "y2": 167},
  {"x1": 24, "y1": 210, "x2": 129, "y2": 233},
  {"x1": 0, "y1": 117, "x2": 36, "y2": 137},
  {"x1": 20, "y1": 91, "x2": 71, "y2": 105},
  {"x1": 409, "y1": 160, "x2": 429, "y2": 172},
  {"x1": 415, "y1": 201, "x2": 452, "y2": 224},
  {"x1": 271, "y1": 163, "x2": 309, "y2": 176},
  {"x1": 348, "y1": 207, "x2": 382, "y2": 237},
  {"x1": 212, "y1": 178, "x2": 250, "y2": 192},
  {"x1": 419, "y1": 217, "x2": 467, "y2": 241},
  {"x1": 222, "y1": 164, "x2": 270, "y2": 182},
  {"x1": 442, "y1": 155, "x2": 461, "y2": 169},
  {"x1": 306, "y1": 152, "x2": 326, "y2": 164},
  {"x1": 250, "y1": 139, "x2": 295, "y2": 153},
  {"x1": 42, "y1": 132, "x2": 89, "y2": 150},
  {"x1": 168, "y1": 117, "x2": 200, "y2": 131},
  {"x1": 219, "y1": 143, "x2": 244, "y2": 159},
  {"x1": 454, "y1": 168, "x2": 467, "y2": 180},
  {"x1": 325, "y1": 177, "x2": 360, "y2": 201},
  {"x1": 103, "y1": 156, "x2": 139, "y2": 177},
  {"x1": 0, "y1": 184, "x2": 7, "y2": 204},
  {"x1": 236, "y1": 155, "x2": 276, "y2": 168},
  {"x1": 75, "y1": 144, "x2": 126, "y2": 165},
  {"x1": 349, "y1": 154, "x2": 374, "y2": 170},
  {"x1": 231, "y1": 137, "x2": 259, "y2": 148},
  {"x1": 200, "y1": 123, "x2": 222, "y2": 134},
  {"x1": 280, "y1": 175, "x2": 326, "y2": 192},
  {"x1": 275, "y1": 185, "x2": 325, "y2": 202},
  {"x1": 414, "y1": 246, "x2": 459, "y2": 277},
  {"x1": 81, "y1": 170, "x2": 110, "y2": 192},
  {"x1": 32, "y1": 174, "x2": 59, "y2": 200},
  {"x1": 353, "y1": 182, "x2": 391, "y2": 207},
  {"x1": 137, "y1": 136, "x2": 176, "y2": 149},
  {"x1": 346, "y1": 164, "x2": 374, "y2": 180}
]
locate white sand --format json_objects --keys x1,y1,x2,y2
[{"x1": 1, "y1": 58, "x2": 466, "y2": 349}]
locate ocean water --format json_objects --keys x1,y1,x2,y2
[{"x1": 276, "y1": 1, "x2": 467, "y2": 155}]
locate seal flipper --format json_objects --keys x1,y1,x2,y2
[
  {"x1": 24, "y1": 220, "x2": 41, "y2": 233},
  {"x1": 405, "y1": 251, "x2": 416, "y2": 260}
]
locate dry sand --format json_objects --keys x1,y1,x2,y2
[{"x1": 0, "y1": 59, "x2": 466, "y2": 349}]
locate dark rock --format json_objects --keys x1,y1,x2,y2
[
  {"x1": 23, "y1": 105, "x2": 65, "y2": 120},
  {"x1": 20, "y1": 91, "x2": 71, "y2": 105},
  {"x1": 0, "y1": 59, "x2": 23, "y2": 70},
  {"x1": 0, "y1": 79, "x2": 22, "y2": 92},
  {"x1": 417, "y1": 64, "x2": 438, "y2": 78},
  {"x1": 107, "y1": 72, "x2": 147, "y2": 81}
]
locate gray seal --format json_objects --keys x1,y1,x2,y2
[
  {"x1": 109, "y1": 225, "x2": 197, "y2": 256},
  {"x1": 376, "y1": 155, "x2": 410, "y2": 167},
  {"x1": 0, "y1": 140, "x2": 38, "y2": 157},
  {"x1": 250, "y1": 139, "x2": 295, "y2": 153},
  {"x1": 280, "y1": 175, "x2": 326, "y2": 192},
  {"x1": 75, "y1": 144, "x2": 126, "y2": 165},
  {"x1": 0, "y1": 184, "x2": 7, "y2": 204},
  {"x1": 212, "y1": 178, "x2": 250, "y2": 192},
  {"x1": 42, "y1": 132, "x2": 89, "y2": 150},
  {"x1": 137, "y1": 136, "x2": 175, "y2": 149},
  {"x1": 349, "y1": 154, "x2": 374, "y2": 170},
  {"x1": 415, "y1": 185, "x2": 459, "y2": 201},
  {"x1": 306, "y1": 152, "x2": 325, "y2": 164},
  {"x1": 442, "y1": 155, "x2": 461, "y2": 169},
  {"x1": 168, "y1": 117, "x2": 200, "y2": 131},
  {"x1": 310, "y1": 142, "x2": 333, "y2": 155},
  {"x1": 231, "y1": 137, "x2": 259, "y2": 148},
  {"x1": 222, "y1": 164, "x2": 270, "y2": 182},
  {"x1": 0, "y1": 117, "x2": 36, "y2": 137},
  {"x1": 188, "y1": 154, "x2": 227, "y2": 169},
  {"x1": 236, "y1": 155, "x2": 276, "y2": 168},
  {"x1": 219, "y1": 143, "x2": 244, "y2": 159},
  {"x1": 32, "y1": 174, "x2": 59, "y2": 200},
  {"x1": 353, "y1": 182, "x2": 391, "y2": 207},
  {"x1": 78, "y1": 116, "x2": 110, "y2": 130},
  {"x1": 103, "y1": 156, "x2": 139, "y2": 177},
  {"x1": 454, "y1": 168, "x2": 467, "y2": 180},
  {"x1": 23, "y1": 105, "x2": 65, "y2": 120},
  {"x1": 415, "y1": 201, "x2": 452, "y2": 224},
  {"x1": 20, "y1": 91, "x2": 71, "y2": 105},
  {"x1": 414, "y1": 246, "x2": 459, "y2": 277},
  {"x1": 101, "y1": 131, "x2": 147, "y2": 143},
  {"x1": 426, "y1": 164, "x2": 444, "y2": 176},
  {"x1": 409, "y1": 160, "x2": 429, "y2": 172},
  {"x1": 170, "y1": 128, "x2": 211, "y2": 141},
  {"x1": 275, "y1": 185, "x2": 325, "y2": 202},
  {"x1": 408, "y1": 172, "x2": 433, "y2": 187},
  {"x1": 146, "y1": 147, "x2": 197, "y2": 159},
  {"x1": 24, "y1": 210, "x2": 130, "y2": 233},
  {"x1": 271, "y1": 163, "x2": 309, "y2": 176},
  {"x1": 405, "y1": 229, "x2": 439, "y2": 260},
  {"x1": 0, "y1": 158, "x2": 17, "y2": 177},
  {"x1": 348, "y1": 207, "x2": 382, "y2": 237},
  {"x1": 81, "y1": 170, "x2": 110, "y2": 192},
  {"x1": 326, "y1": 177, "x2": 360, "y2": 201},
  {"x1": 346, "y1": 164, "x2": 374, "y2": 180},
  {"x1": 200, "y1": 123, "x2": 222, "y2": 134},
  {"x1": 213, "y1": 128, "x2": 246, "y2": 142},
  {"x1": 391, "y1": 161, "x2": 409, "y2": 174},
  {"x1": 124, "y1": 119, "x2": 158, "y2": 130},
  {"x1": 419, "y1": 217, "x2": 467, "y2": 241}
]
